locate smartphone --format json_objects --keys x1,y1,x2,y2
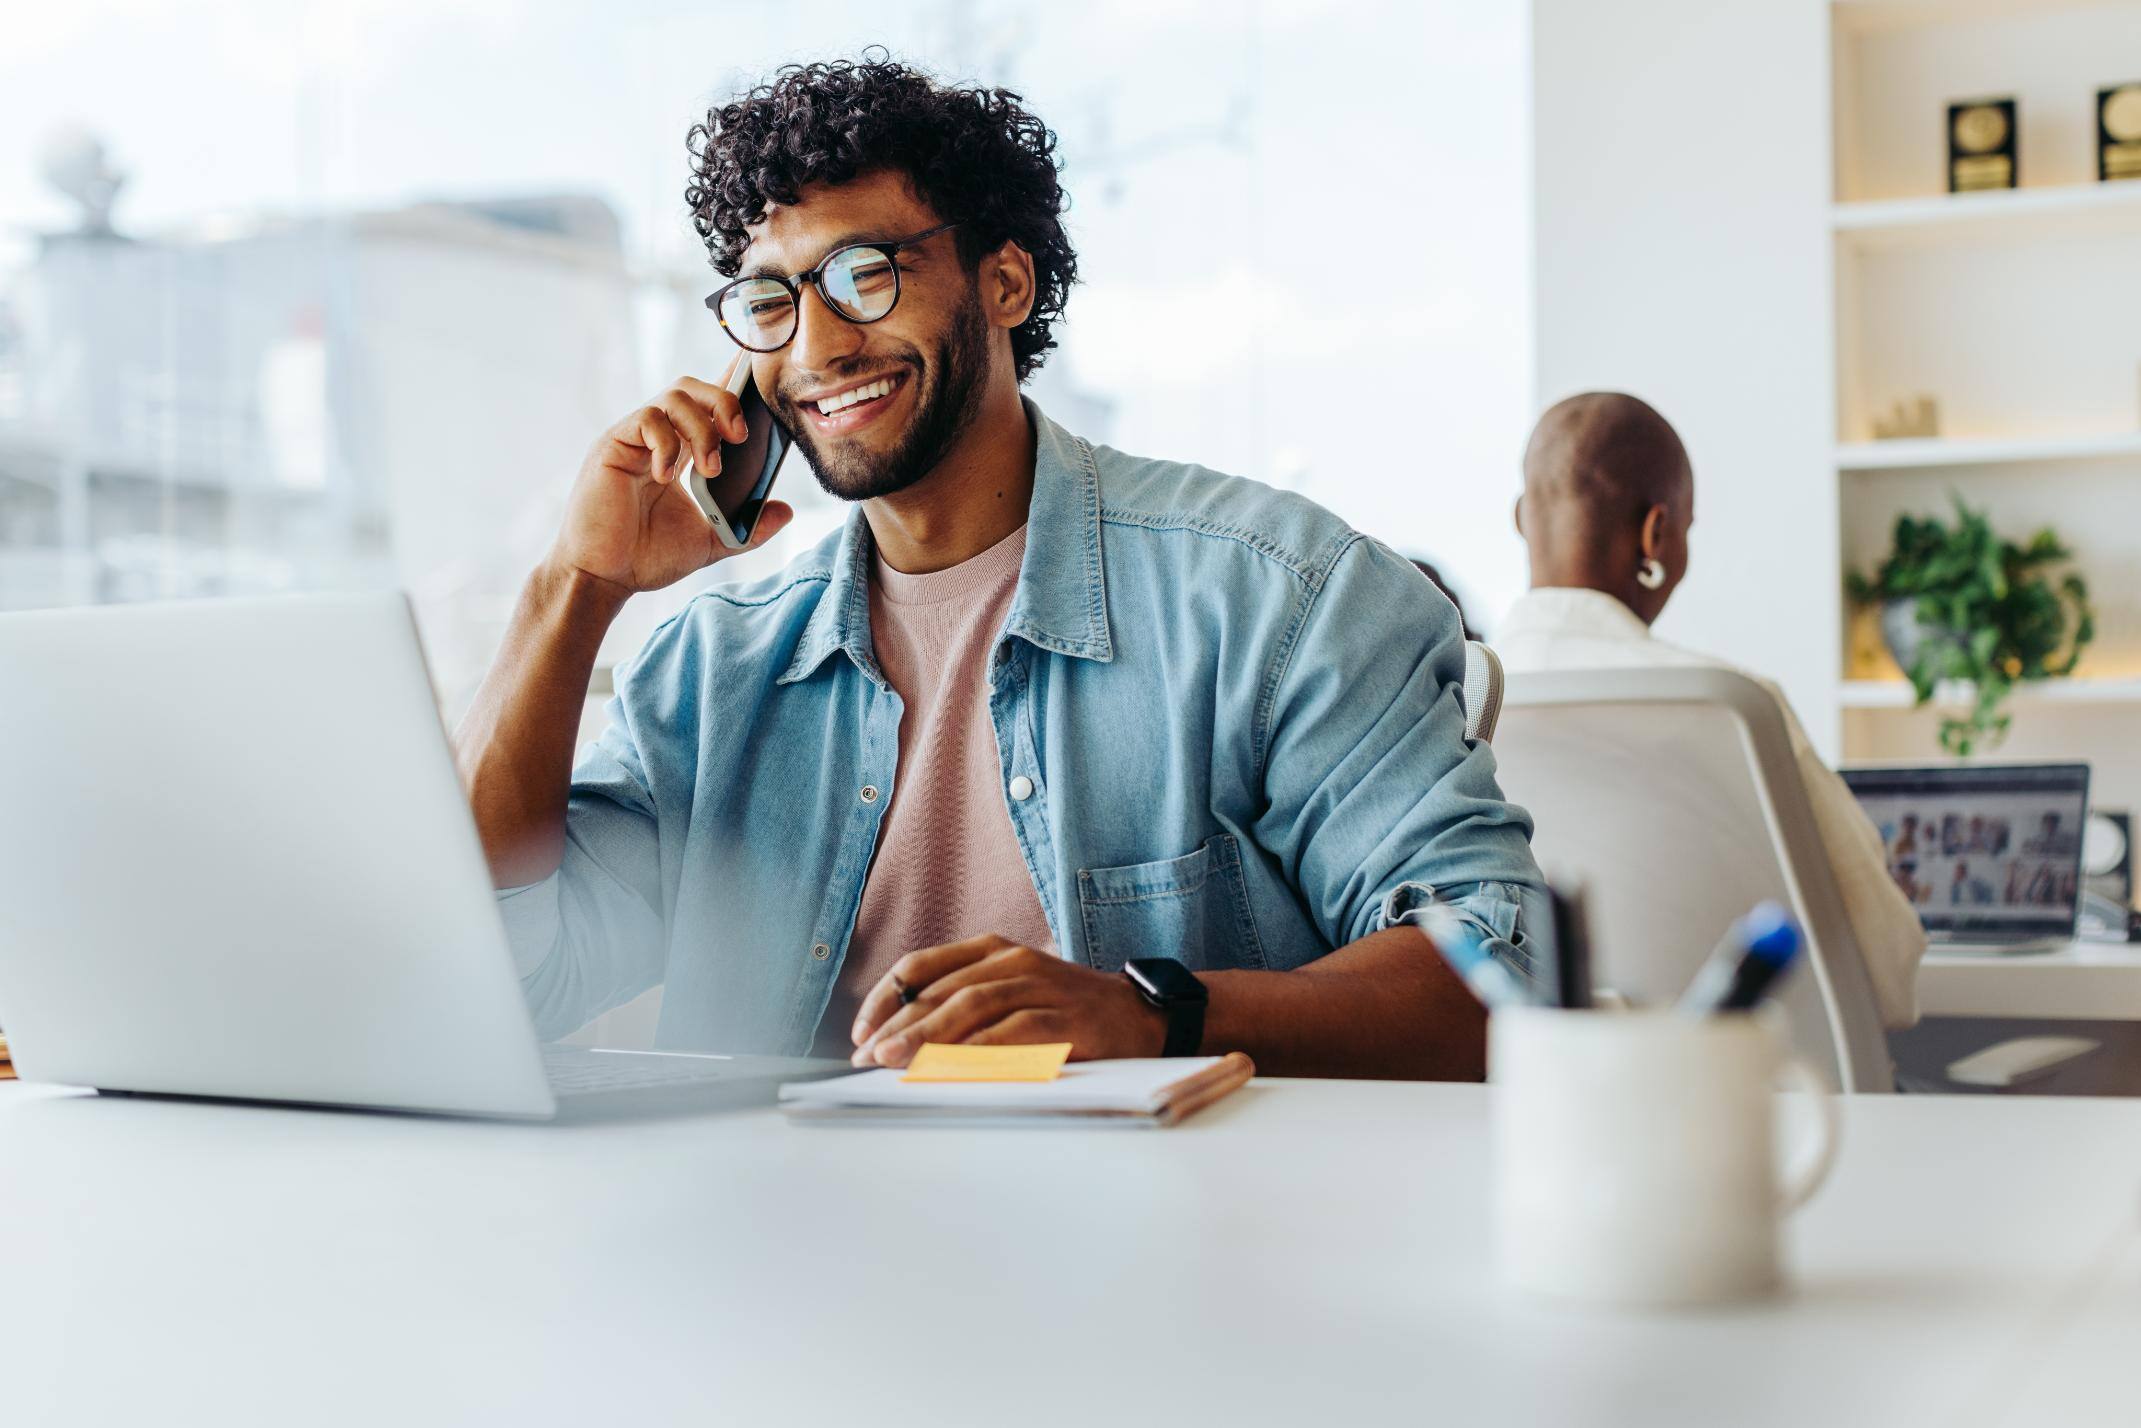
[{"x1": 684, "y1": 360, "x2": 791, "y2": 550}]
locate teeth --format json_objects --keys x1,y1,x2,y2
[{"x1": 817, "y1": 377, "x2": 894, "y2": 415}]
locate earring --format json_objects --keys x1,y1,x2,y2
[{"x1": 1636, "y1": 558, "x2": 1666, "y2": 591}]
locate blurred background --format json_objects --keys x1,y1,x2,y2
[
  {"x1": 0, "y1": 0, "x2": 1532, "y2": 720},
  {"x1": 9, "y1": 0, "x2": 2136, "y2": 800}
]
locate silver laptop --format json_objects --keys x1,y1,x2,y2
[
  {"x1": 0, "y1": 592, "x2": 847, "y2": 1119},
  {"x1": 1843, "y1": 762, "x2": 2091, "y2": 954}
]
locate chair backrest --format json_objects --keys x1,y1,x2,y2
[
  {"x1": 1492, "y1": 667, "x2": 1892, "y2": 1092},
  {"x1": 1462, "y1": 640, "x2": 1504, "y2": 744}
]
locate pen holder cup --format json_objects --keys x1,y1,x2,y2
[{"x1": 1489, "y1": 1006, "x2": 1839, "y2": 1308}]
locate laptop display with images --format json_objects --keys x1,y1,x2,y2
[{"x1": 1842, "y1": 763, "x2": 2091, "y2": 945}]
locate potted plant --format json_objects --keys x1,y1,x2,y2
[{"x1": 1846, "y1": 496, "x2": 2095, "y2": 758}]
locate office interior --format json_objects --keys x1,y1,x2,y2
[{"x1": 4, "y1": 1, "x2": 2141, "y2": 1424}]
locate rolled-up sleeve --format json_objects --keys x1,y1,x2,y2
[{"x1": 1252, "y1": 536, "x2": 1548, "y2": 985}]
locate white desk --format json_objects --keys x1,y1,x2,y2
[
  {"x1": 1985, "y1": 1208, "x2": 2141, "y2": 1426},
  {"x1": 1920, "y1": 940, "x2": 2141, "y2": 1020},
  {"x1": 1, "y1": 1079, "x2": 2134, "y2": 1428}
]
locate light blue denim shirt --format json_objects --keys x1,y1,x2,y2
[{"x1": 501, "y1": 400, "x2": 1546, "y2": 1052}]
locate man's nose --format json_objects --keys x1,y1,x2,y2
[{"x1": 788, "y1": 284, "x2": 865, "y2": 374}]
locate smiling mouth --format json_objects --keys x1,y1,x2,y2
[
  {"x1": 811, "y1": 373, "x2": 902, "y2": 415},
  {"x1": 793, "y1": 371, "x2": 910, "y2": 430}
]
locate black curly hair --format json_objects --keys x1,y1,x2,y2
[{"x1": 686, "y1": 53, "x2": 1077, "y2": 383}]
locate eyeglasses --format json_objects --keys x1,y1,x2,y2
[{"x1": 705, "y1": 222, "x2": 960, "y2": 353}]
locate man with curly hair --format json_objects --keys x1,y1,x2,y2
[{"x1": 456, "y1": 56, "x2": 1547, "y2": 1079}]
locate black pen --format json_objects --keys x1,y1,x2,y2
[{"x1": 1549, "y1": 883, "x2": 1594, "y2": 1010}]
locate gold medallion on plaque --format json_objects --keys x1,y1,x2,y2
[
  {"x1": 2101, "y1": 84, "x2": 2141, "y2": 182},
  {"x1": 1947, "y1": 98, "x2": 2017, "y2": 193}
]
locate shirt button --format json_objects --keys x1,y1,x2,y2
[
  {"x1": 1008, "y1": 775, "x2": 1035, "y2": 802},
  {"x1": 811, "y1": 943, "x2": 831, "y2": 961},
  {"x1": 860, "y1": 785, "x2": 880, "y2": 804}
]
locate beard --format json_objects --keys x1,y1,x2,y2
[{"x1": 779, "y1": 289, "x2": 992, "y2": 504}]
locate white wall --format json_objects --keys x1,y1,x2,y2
[{"x1": 1531, "y1": 0, "x2": 1841, "y2": 755}]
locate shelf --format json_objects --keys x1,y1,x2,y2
[
  {"x1": 1842, "y1": 678, "x2": 2141, "y2": 709},
  {"x1": 1830, "y1": 0, "x2": 2128, "y2": 37},
  {"x1": 1836, "y1": 432, "x2": 2141, "y2": 472},
  {"x1": 1832, "y1": 182, "x2": 2141, "y2": 251}
]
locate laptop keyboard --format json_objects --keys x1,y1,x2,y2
[{"x1": 540, "y1": 1045, "x2": 732, "y2": 1095}]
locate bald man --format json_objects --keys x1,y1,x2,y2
[{"x1": 1496, "y1": 392, "x2": 1926, "y2": 1029}]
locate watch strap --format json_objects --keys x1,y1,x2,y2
[
  {"x1": 1124, "y1": 959, "x2": 1209, "y2": 1058},
  {"x1": 1160, "y1": 996, "x2": 1206, "y2": 1058}
]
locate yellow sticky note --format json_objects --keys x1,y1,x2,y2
[{"x1": 901, "y1": 1042, "x2": 1072, "y2": 1083}]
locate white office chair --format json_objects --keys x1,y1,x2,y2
[
  {"x1": 1461, "y1": 640, "x2": 1504, "y2": 744},
  {"x1": 1491, "y1": 667, "x2": 1892, "y2": 1092}
]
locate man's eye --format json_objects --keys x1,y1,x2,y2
[{"x1": 842, "y1": 255, "x2": 894, "y2": 283}]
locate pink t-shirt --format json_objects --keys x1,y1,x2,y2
[{"x1": 815, "y1": 523, "x2": 1056, "y2": 1053}]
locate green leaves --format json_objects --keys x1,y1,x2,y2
[{"x1": 1848, "y1": 494, "x2": 2094, "y2": 758}]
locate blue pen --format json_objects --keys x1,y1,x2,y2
[
  {"x1": 1675, "y1": 902, "x2": 1803, "y2": 1017},
  {"x1": 1413, "y1": 905, "x2": 1540, "y2": 1011}
]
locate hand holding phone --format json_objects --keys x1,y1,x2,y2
[
  {"x1": 549, "y1": 360, "x2": 793, "y2": 597},
  {"x1": 684, "y1": 358, "x2": 792, "y2": 550}
]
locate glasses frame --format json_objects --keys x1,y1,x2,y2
[{"x1": 705, "y1": 221, "x2": 962, "y2": 353}]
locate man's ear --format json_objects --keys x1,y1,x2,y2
[
  {"x1": 1512, "y1": 493, "x2": 1528, "y2": 539},
  {"x1": 979, "y1": 240, "x2": 1036, "y2": 332}
]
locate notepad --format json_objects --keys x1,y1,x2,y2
[{"x1": 779, "y1": 1053, "x2": 1254, "y2": 1127}]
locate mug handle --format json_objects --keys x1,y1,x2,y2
[{"x1": 1775, "y1": 1055, "x2": 1841, "y2": 1213}]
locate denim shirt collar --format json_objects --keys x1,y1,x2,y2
[{"x1": 778, "y1": 398, "x2": 1114, "y2": 686}]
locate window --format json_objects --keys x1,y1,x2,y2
[{"x1": 0, "y1": 1, "x2": 1532, "y2": 724}]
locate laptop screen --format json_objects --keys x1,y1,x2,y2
[{"x1": 1841, "y1": 763, "x2": 2091, "y2": 942}]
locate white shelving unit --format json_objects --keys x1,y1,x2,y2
[
  {"x1": 1836, "y1": 431, "x2": 2141, "y2": 471},
  {"x1": 1832, "y1": 180, "x2": 2141, "y2": 250},
  {"x1": 1829, "y1": 0, "x2": 2141, "y2": 823},
  {"x1": 1842, "y1": 677, "x2": 2141, "y2": 709}
]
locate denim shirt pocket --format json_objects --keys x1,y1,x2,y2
[{"x1": 1075, "y1": 833, "x2": 1269, "y2": 973}]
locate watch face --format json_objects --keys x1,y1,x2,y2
[{"x1": 1127, "y1": 957, "x2": 1207, "y2": 1004}]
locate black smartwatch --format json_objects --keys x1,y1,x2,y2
[{"x1": 1123, "y1": 958, "x2": 1208, "y2": 1058}]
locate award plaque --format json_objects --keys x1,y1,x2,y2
[
  {"x1": 1947, "y1": 98, "x2": 2017, "y2": 192},
  {"x1": 2103, "y1": 83, "x2": 2141, "y2": 182}
]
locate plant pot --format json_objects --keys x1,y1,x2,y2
[{"x1": 1880, "y1": 598, "x2": 1958, "y2": 676}]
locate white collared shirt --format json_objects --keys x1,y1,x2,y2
[{"x1": 1495, "y1": 588, "x2": 1925, "y2": 1028}]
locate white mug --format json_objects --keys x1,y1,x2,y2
[{"x1": 1490, "y1": 1006, "x2": 1839, "y2": 1307}]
